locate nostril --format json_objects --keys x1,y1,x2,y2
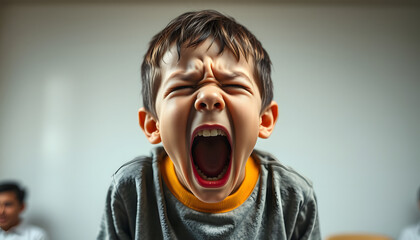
[{"x1": 195, "y1": 90, "x2": 224, "y2": 111}]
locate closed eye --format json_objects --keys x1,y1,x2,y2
[
  {"x1": 165, "y1": 85, "x2": 195, "y2": 97},
  {"x1": 171, "y1": 85, "x2": 194, "y2": 91},
  {"x1": 222, "y1": 84, "x2": 252, "y2": 93}
]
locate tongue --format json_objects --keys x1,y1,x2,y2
[{"x1": 192, "y1": 136, "x2": 230, "y2": 177}]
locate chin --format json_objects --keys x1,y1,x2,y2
[
  {"x1": 187, "y1": 170, "x2": 234, "y2": 203},
  {"x1": 193, "y1": 186, "x2": 232, "y2": 203}
]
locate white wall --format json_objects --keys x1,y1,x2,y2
[{"x1": 0, "y1": 2, "x2": 419, "y2": 239}]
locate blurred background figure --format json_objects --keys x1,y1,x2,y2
[
  {"x1": 398, "y1": 186, "x2": 420, "y2": 240},
  {"x1": 0, "y1": 181, "x2": 48, "y2": 240}
]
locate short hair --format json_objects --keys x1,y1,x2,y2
[
  {"x1": 0, "y1": 181, "x2": 26, "y2": 204},
  {"x1": 141, "y1": 10, "x2": 273, "y2": 118}
]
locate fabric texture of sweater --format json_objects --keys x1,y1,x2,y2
[{"x1": 98, "y1": 146, "x2": 321, "y2": 240}]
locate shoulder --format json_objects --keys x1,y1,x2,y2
[
  {"x1": 109, "y1": 146, "x2": 167, "y2": 197},
  {"x1": 253, "y1": 149, "x2": 316, "y2": 203},
  {"x1": 112, "y1": 147, "x2": 166, "y2": 184},
  {"x1": 18, "y1": 223, "x2": 48, "y2": 240},
  {"x1": 252, "y1": 149, "x2": 321, "y2": 238}
]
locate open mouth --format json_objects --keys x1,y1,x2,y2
[{"x1": 191, "y1": 126, "x2": 232, "y2": 188}]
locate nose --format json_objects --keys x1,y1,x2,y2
[{"x1": 194, "y1": 85, "x2": 225, "y2": 112}]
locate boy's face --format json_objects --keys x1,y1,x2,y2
[
  {"x1": 0, "y1": 191, "x2": 24, "y2": 231},
  {"x1": 140, "y1": 39, "x2": 277, "y2": 203}
]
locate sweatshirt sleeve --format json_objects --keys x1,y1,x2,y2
[
  {"x1": 97, "y1": 179, "x2": 132, "y2": 240},
  {"x1": 292, "y1": 189, "x2": 321, "y2": 240}
]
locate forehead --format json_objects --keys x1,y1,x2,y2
[
  {"x1": 160, "y1": 39, "x2": 255, "y2": 78},
  {"x1": 0, "y1": 191, "x2": 19, "y2": 202}
]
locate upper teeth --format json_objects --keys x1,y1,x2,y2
[{"x1": 196, "y1": 129, "x2": 226, "y2": 137}]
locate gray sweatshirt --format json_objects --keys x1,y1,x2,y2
[{"x1": 98, "y1": 147, "x2": 321, "y2": 240}]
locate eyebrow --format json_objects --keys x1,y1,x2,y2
[
  {"x1": 167, "y1": 71, "x2": 194, "y2": 81},
  {"x1": 218, "y1": 71, "x2": 253, "y2": 85},
  {"x1": 166, "y1": 69, "x2": 253, "y2": 85}
]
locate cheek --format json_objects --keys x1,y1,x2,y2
[
  {"x1": 7, "y1": 207, "x2": 20, "y2": 216},
  {"x1": 229, "y1": 97, "x2": 261, "y2": 149},
  {"x1": 158, "y1": 98, "x2": 194, "y2": 187},
  {"x1": 159, "y1": 99, "x2": 189, "y2": 143},
  {"x1": 239, "y1": 112, "x2": 260, "y2": 145},
  {"x1": 158, "y1": 97, "x2": 194, "y2": 163}
]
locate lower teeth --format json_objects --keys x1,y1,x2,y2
[{"x1": 195, "y1": 164, "x2": 228, "y2": 181}]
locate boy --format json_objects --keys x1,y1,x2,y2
[
  {"x1": 98, "y1": 10, "x2": 320, "y2": 239},
  {"x1": 0, "y1": 181, "x2": 48, "y2": 240}
]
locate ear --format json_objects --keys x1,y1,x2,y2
[
  {"x1": 258, "y1": 101, "x2": 278, "y2": 139},
  {"x1": 138, "y1": 108, "x2": 161, "y2": 144},
  {"x1": 19, "y1": 203, "x2": 25, "y2": 213}
]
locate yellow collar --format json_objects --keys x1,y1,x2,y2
[{"x1": 161, "y1": 155, "x2": 260, "y2": 213}]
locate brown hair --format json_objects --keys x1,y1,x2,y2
[{"x1": 141, "y1": 10, "x2": 273, "y2": 118}]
